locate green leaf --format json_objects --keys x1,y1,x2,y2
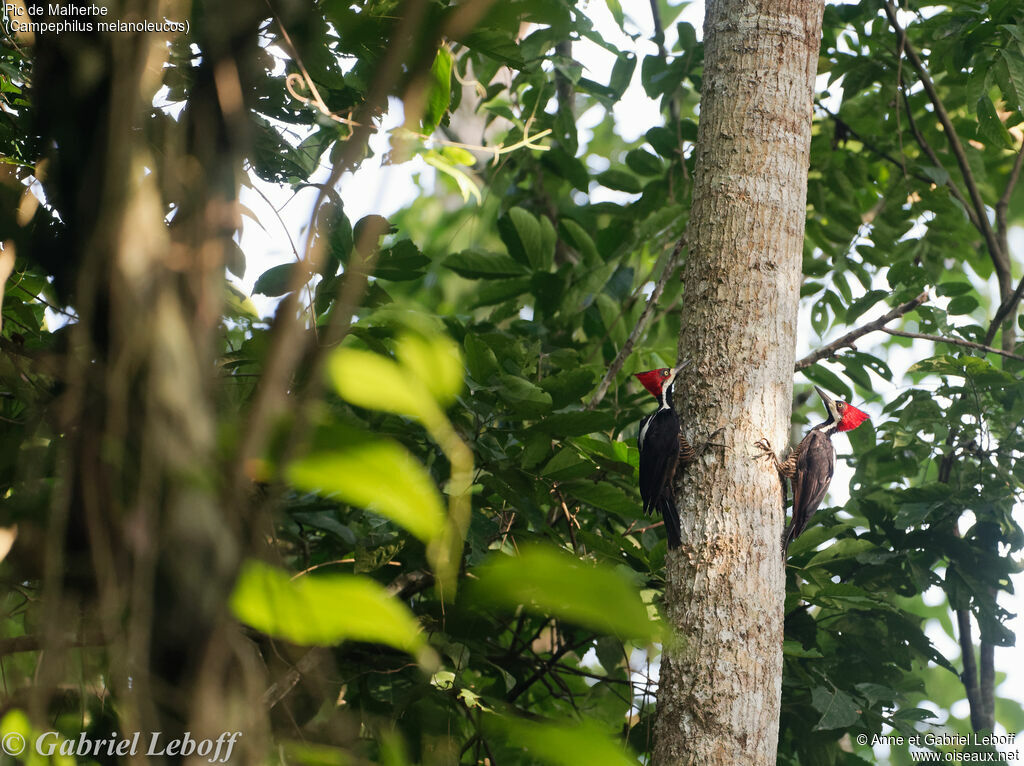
[
  {"x1": 464, "y1": 334, "x2": 499, "y2": 382},
  {"x1": 395, "y1": 332, "x2": 464, "y2": 407},
  {"x1": 231, "y1": 560, "x2": 433, "y2": 662},
  {"x1": 496, "y1": 374, "x2": 553, "y2": 416},
  {"x1": 423, "y1": 47, "x2": 453, "y2": 133},
  {"x1": 800, "y1": 365, "x2": 853, "y2": 402},
  {"x1": 603, "y1": 0, "x2": 625, "y2": 32},
  {"x1": 810, "y1": 687, "x2": 861, "y2": 730},
  {"x1": 493, "y1": 717, "x2": 637, "y2": 766},
  {"x1": 288, "y1": 430, "x2": 446, "y2": 542},
  {"x1": 226, "y1": 239, "x2": 246, "y2": 279},
  {"x1": 499, "y1": 207, "x2": 550, "y2": 270},
  {"x1": 595, "y1": 169, "x2": 642, "y2": 193},
  {"x1": 625, "y1": 148, "x2": 662, "y2": 176},
  {"x1": 471, "y1": 546, "x2": 660, "y2": 641},
  {"x1": 443, "y1": 249, "x2": 527, "y2": 279},
  {"x1": 253, "y1": 263, "x2": 299, "y2": 297},
  {"x1": 327, "y1": 348, "x2": 435, "y2": 423},
  {"x1": 805, "y1": 538, "x2": 876, "y2": 568},
  {"x1": 374, "y1": 240, "x2": 431, "y2": 281},
  {"x1": 947, "y1": 294, "x2": 980, "y2": 315},
  {"x1": 976, "y1": 94, "x2": 1015, "y2": 149},
  {"x1": 562, "y1": 481, "x2": 638, "y2": 516}
]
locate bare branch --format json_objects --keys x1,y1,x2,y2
[
  {"x1": 986, "y1": 275, "x2": 1024, "y2": 346},
  {"x1": 956, "y1": 609, "x2": 985, "y2": 732},
  {"x1": 881, "y1": 328, "x2": 1024, "y2": 362},
  {"x1": 794, "y1": 291, "x2": 929, "y2": 371},
  {"x1": 586, "y1": 235, "x2": 686, "y2": 410},
  {"x1": 995, "y1": 141, "x2": 1024, "y2": 238}
]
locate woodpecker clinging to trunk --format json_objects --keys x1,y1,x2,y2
[
  {"x1": 756, "y1": 386, "x2": 869, "y2": 553},
  {"x1": 634, "y1": 363, "x2": 698, "y2": 549}
]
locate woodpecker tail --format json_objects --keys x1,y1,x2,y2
[
  {"x1": 657, "y1": 495, "x2": 682, "y2": 550},
  {"x1": 781, "y1": 520, "x2": 797, "y2": 555}
]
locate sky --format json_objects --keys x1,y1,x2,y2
[{"x1": 233, "y1": 2, "x2": 1024, "y2": 760}]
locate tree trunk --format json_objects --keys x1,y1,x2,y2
[{"x1": 654, "y1": 1, "x2": 824, "y2": 764}]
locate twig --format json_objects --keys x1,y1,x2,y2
[
  {"x1": 984, "y1": 143, "x2": 1024, "y2": 346},
  {"x1": 885, "y1": 3, "x2": 1008, "y2": 284},
  {"x1": 995, "y1": 142, "x2": 1024, "y2": 240},
  {"x1": 881, "y1": 328, "x2": 1024, "y2": 362},
  {"x1": 793, "y1": 291, "x2": 929, "y2": 371},
  {"x1": 986, "y1": 275, "x2": 1024, "y2": 346},
  {"x1": 956, "y1": 609, "x2": 985, "y2": 731},
  {"x1": 586, "y1": 235, "x2": 686, "y2": 410}
]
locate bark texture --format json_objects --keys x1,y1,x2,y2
[{"x1": 653, "y1": 1, "x2": 824, "y2": 764}]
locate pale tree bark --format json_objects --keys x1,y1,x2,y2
[{"x1": 654, "y1": 1, "x2": 824, "y2": 764}]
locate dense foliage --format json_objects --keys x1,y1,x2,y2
[{"x1": 1, "y1": 0, "x2": 1023, "y2": 763}]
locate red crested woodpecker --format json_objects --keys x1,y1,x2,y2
[
  {"x1": 634, "y1": 363, "x2": 697, "y2": 549},
  {"x1": 756, "y1": 386, "x2": 869, "y2": 553}
]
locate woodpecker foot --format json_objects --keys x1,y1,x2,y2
[
  {"x1": 696, "y1": 427, "x2": 728, "y2": 456},
  {"x1": 754, "y1": 438, "x2": 784, "y2": 474}
]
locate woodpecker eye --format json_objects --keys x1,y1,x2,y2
[
  {"x1": 662, "y1": 370, "x2": 669, "y2": 378},
  {"x1": 837, "y1": 402, "x2": 846, "y2": 412}
]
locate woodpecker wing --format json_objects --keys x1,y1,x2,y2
[
  {"x1": 637, "y1": 408, "x2": 681, "y2": 516},
  {"x1": 656, "y1": 494, "x2": 682, "y2": 550},
  {"x1": 786, "y1": 429, "x2": 835, "y2": 548}
]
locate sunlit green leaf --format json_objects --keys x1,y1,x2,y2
[
  {"x1": 288, "y1": 433, "x2": 445, "y2": 542},
  {"x1": 395, "y1": 332, "x2": 463, "y2": 406},
  {"x1": 470, "y1": 546, "x2": 660, "y2": 641},
  {"x1": 231, "y1": 561, "x2": 434, "y2": 662},
  {"x1": 493, "y1": 716, "x2": 637, "y2": 766},
  {"x1": 423, "y1": 47, "x2": 453, "y2": 133}
]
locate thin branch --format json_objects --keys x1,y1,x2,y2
[
  {"x1": 995, "y1": 141, "x2": 1024, "y2": 238},
  {"x1": 885, "y1": 3, "x2": 1008, "y2": 283},
  {"x1": 586, "y1": 235, "x2": 686, "y2": 410},
  {"x1": 986, "y1": 274, "x2": 1024, "y2": 346},
  {"x1": 794, "y1": 291, "x2": 929, "y2": 371},
  {"x1": 881, "y1": 328, "x2": 1024, "y2": 362},
  {"x1": 956, "y1": 609, "x2": 984, "y2": 731}
]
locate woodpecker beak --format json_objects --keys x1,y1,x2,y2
[
  {"x1": 671, "y1": 359, "x2": 691, "y2": 377},
  {"x1": 813, "y1": 386, "x2": 834, "y2": 410},
  {"x1": 814, "y1": 386, "x2": 842, "y2": 422}
]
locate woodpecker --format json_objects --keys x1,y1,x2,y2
[
  {"x1": 756, "y1": 386, "x2": 869, "y2": 553},
  {"x1": 634, "y1": 363, "x2": 696, "y2": 550}
]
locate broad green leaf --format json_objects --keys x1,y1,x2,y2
[
  {"x1": 253, "y1": 263, "x2": 298, "y2": 297},
  {"x1": 947, "y1": 294, "x2": 979, "y2": 315},
  {"x1": 603, "y1": 0, "x2": 625, "y2": 32},
  {"x1": 395, "y1": 332, "x2": 464, "y2": 406},
  {"x1": 800, "y1": 365, "x2": 852, "y2": 402},
  {"x1": 625, "y1": 148, "x2": 662, "y2": 176},
  {"x1": 562, "y1": 480, "x2": 638, "y2": 516},
  {"x1": 595, "y1": 169, "x2": 641, "y2": 193},
  {"x1": 805, "y1": 538, "x2": 876, "y2": 568},
  {"x1": 471, "y1": 546, "x2": 661, "y2": 641},
  {"x1": 288, "y1": 435, "x2": 445, "y2": 542},
  {"x1": 810, "y1": 687, "x2": 861, "y2": 730},
  {"x1": 494, "y1": 717, "x2": 637, "y2": 766},
  {"x1": 499, "y1": 207, "x2": 550, "y2": 270},
  {"x1": 374, "y1": 240, "x2": 431, "y2": 281},
  {"x1": 423, "y1": 47, "x2": 453, "y2": 133},
  {"x1": 231, "y1": 561, "x2": 433, "y2": 662},
  {"x1": 443, "y1": 249, "x2": 526, "y2": 279},
  {"x1": 976, "y1": 94, "x2": 1015, "y2": 149},
  {"x1": 327, "y1": 348, "x2": 434, "y2": 422},
  {"x1": 495, "y1": 374, "x2": 553, "y2": 416}
]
